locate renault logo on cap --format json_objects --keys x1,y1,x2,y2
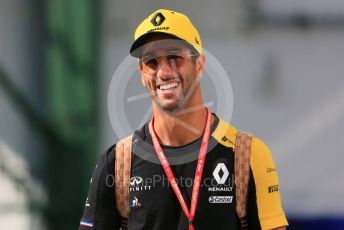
[{"x1": 151, "y1": 12, "x2": 165, "y2": 26}]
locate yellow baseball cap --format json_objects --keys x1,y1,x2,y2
[{"x1": 130, "y1": 9, "x2": 202, "y2": 57}]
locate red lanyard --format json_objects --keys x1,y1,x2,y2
[{"x1": 149, "y1": 108, "x2": 212, "y2": 230}]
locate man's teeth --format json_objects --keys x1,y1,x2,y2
[{"x1": 160, "y1": 82, "x2": 178, "y2": 90}]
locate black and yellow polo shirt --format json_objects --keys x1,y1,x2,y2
[{"x1": 79, "y1": 114, "x2": 288, "y2": 230}]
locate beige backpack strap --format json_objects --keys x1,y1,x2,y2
[
  {"x1": 115, "y1": 135, "x2": 133, "y2": 228},
  {"x1": 235, "y1": 131, "x2": 253, "y2": 230}
]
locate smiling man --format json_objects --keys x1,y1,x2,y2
[
  {"x1": 79, "y1": 9, "x2": 288, "y2": 230},
  {"x1": 139, "y1": 36, "x2": 203, "y2": 112}
]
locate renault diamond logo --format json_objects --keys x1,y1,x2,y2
[
  {"x1": 213, "y1": 163, "x2": 229, "y2": 184},
  {"x1": 130, "y1": 176, "x2": 143, "y2": 186},
  {"x1": 151, "y1": 12, "x2": 165, "y2": 26}
]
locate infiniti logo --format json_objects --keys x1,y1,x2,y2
[
  {"x1": 130, "y1": 176, "x2": 152, "y2": 192},
  {"x1": 130, "y1": 176, "x2": 143, "y2": 186}
]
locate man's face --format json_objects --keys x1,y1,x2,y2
[{"x1": 138, "y1": 37, "x2": 204, "y2": 112}]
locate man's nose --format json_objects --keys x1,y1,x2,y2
[{"x1": 156, "y1": 58, "x2": 177, "y2": 79}]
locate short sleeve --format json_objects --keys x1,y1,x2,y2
[
  {"x1": 79, "y1": 145, "x2": 121, "y2": 230},
  {"x1": 249, "y1": 137, "x2": 288, "y2": 230}
]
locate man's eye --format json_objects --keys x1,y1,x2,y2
[
  {"x1": 144, "y1": 59, "x2": 158, "y2": 68},
  {"x1": 167, "y1": 55, "x2": 184, "y2": 68}
]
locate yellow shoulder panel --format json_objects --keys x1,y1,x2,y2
[
  {"x1": 212, "y1": 117, "x2": 288, "y2": 229},
  {"x1": 211, "y1": 117, "x2": 237, "y2": 149},
  {"x1": 250, "y1": 137, "x2": 288, "y2": 230}
]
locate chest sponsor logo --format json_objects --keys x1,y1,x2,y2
[
  {"x1": 130, "y1": 176, "x2": 152, "y2": 192},
  {"x1": 208, "y1": 186, "x2": 233, "y2": 192},
  {"x1": 213, "y1": 163, "x2": 229, "y2": 184},
  {"x1": 208, "y1": 196, "x2": 233, "y2": 203},
  {"x1": 131, "y1": 196, "x2": 143, "y2": 208},
  {"x1": 130, "y1": 176, "x2": 143, "y2": 186},
  {"x1": 207, "y1": 163, "x2": 233, "y2": 192}
]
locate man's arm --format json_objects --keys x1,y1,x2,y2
[
  {"x1": 246, "y1": 137, "x2": 288, "y2": 230},
  {"x1": 79, "y1": 145, "x2": 121, "y2": 230}
]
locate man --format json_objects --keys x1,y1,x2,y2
[{"x1": 79, "y1": 9, "x2": 288, "y2": 230}]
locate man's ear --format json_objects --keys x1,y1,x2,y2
[
  {"x1": 141, "y1": 77, "x2": 146, "y2": 86},
  {"x1": 196, "y1": 54, "x2": 206, "y2": 77}
]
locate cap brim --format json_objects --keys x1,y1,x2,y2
[{"x1": 129, "y1": 32, "x2": 182, "y2": 58}]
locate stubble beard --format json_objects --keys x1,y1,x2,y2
[{"x1": 150, "y1": 68, "x2": 198, "y2": 114}]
